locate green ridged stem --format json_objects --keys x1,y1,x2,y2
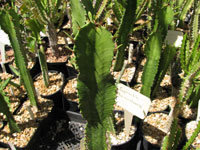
[
  {"x1": 179, "y1": 34, "x2": 189, "y2": 73},
  {"x1": 135, "y1": 0, "x2": 149, "y2": 21},
  {"x1": 167, "y1": 118, "x2": 179, "y2": 150},
  {"x1": 81, "y1": 0, "x2": 95, "y2": 17},
  {"x1": 189, "y1": 84, "x2": 200, "y2": 108},
  {"x1": 191, "y1": 0, "x2": 200, "y2": 42},
  {"x1": 151, "y1": 45, "x2": 176, "y2": 98},
  {"x1": 113, "y1": 0, "x2": 137, "y2": 71},
  {"x1": 162, "y1": 135, "x2": 169, "y2": 150},
  {"x1": 140, "y1": 32, "x2": 162, "y2": 97},
  {"x1": 0, "y1": 93, "x2": 20, "y2": 133},
  {"x1": 182, "y1": 121, "x2": 200, "y2": 150},
  {"x1": 38, "y1": 45, "x2": 49, "y2": 87},
  {"x1": 0, "y1": 9, "x2": 38, "y2": 106},
  {"x1": 112, "y1": 0, "x2": 123, "y2": 22},
  {"x1": 0, "y1": 78, "x2": 20, "y2": 133},
  {"x1": 179, "y1": 0, "x2": 194, "y2": 22},
  {"x1": 26, "y1": 18, "x2": 49, "y2": 87},
  {"x1": 95, "y1": 0, "x2": 109, "y2": 20},
  {"x1": 172, "y1": 127, "x2": 182, "y2": 150},
  {"x1": 158, "y1": 6, "x2": 174, "y2": 40},
  {"x1": 74, "y1": 23, "x2": 116, "y2": 150},
  {"x1": 70, "y1": 0, "x2": 86, "y2": 36}
]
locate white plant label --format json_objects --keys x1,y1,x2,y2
[
  {"x1": 165, "y1": 30, "x2": 183, "y2": 48},
  {"x1": 197, "y1": 100, "x2": 200, "y2": 122},
  {"x1": 116, "y1": 83, "x2": 151, "y2": 119}
]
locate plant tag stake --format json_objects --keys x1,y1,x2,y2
[
  {"x1": 116, "y1": 83, "x2": 151, "y2": 135},
  {"x1": 196, "y1": 100, "x2": 200, "y2": 122},
  {"x1": 124, "y1": 110, "x2": 133, "y2": 136}
]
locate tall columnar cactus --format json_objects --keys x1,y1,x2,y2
[
  {"x1": 0, "y1": 9, "x2": 38, "y2": 106},
  {"x1": 113, "y1": 0, "x2": 137, "y2": 71},
  {"x1": 180, "y1": 34, "x2": 200, "y2": 106},
  {"x1": 162, "y1": 35, "x2": 200, "y2": 149},
  {"x1": 151, "y1": 45, "x2": 176, "y2": 98},
  {"x1": 140, "y1": 31, "x2": 162, "y2": 97},
  {"x1": 70, "y1": 0, "x2": 112, "y2": 36},
  {"x1": 70, "y1": 0, "x2": 86, "y2": 36},
  {"x1": 141, "y1": 1, "x2": 174, "y2": 98},
  {"x1": 74, "y1": 23, "x2": 116, "y2": 150},
  {"x1": 161, "y1": 63, "x2": 200, "y2": 149},
  {"x1": 179, "y1": 0, "x2": 194, "y2": 24},
  {"x1": 191, "y1": 0, "x2": 200, "y2": 42}
]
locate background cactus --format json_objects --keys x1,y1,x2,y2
[
  {"x1": 0, "y1": 78, "x2": 20, "y2": 133},
  {"x1": 70, "y1": 0, "x2": 86, "y2": 36},
  {"x1": 74, "y1": 23, "x2": 116, "y2": 150},
  {"x1": 0, "y1": 8, "x2": 38, "y2": 106},
  {"x1": 140, "y1": 31, "x2": 162, "y2": 97},
  {"x1": 141, "y1": 1, "x2": 174, "y2": 98},
  {"x1": 113, "y1": 0, "x2": 137, "y2": 71},
  {"x1": 25, "y1": 18, "x2": 49, "y2": 87},
  {"x1": 22, "y1": 0, "x2": 66, "y2": 57}
]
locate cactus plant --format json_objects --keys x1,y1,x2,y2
[
  {"x1": 70, "y1": 0, "x2": 86, "y2": 36},
  {"x1": 0, "y1": 8, "x2": 38, "y2": 106},
  {"x1": 140, "y1": 31, "x2": 162, "y2": 97},
  {"x1": 25, "y1": 18, "x2": 49, "y2": 87},
  {"x1": 74, "y1": 22, "x2": 116, "y2": 150},
  {"x1": 161, "y1": 34, "x2": 200, "y2": 149},
  {"x1": 141, "y1": 1, "x2": 174, "y2": 98},
  {"x1": 22, "y1": 0, "x2": 66, "y2": 57},
  {"x1": 113, "y1": 0, "x2": 137, "y2": 71},
  {"x1": 0, "y1": 77, "x2": 20, "y2": 133}
]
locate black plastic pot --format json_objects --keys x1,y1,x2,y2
[
  {"x1": 25, "y1": 108, "x2": 85, "y2": 150},
  {"x1": 47, "y1": 61, "x2": 68, "y2": 77},
  {"x1": 0, "y1": 106, "x2": 69, "y2": 150},
  {"x1": 139, "y1": 111, "x2": 169, "y2": 150},
  {"x1": 29, "y1": 57, "x2": 41, "y2": 78},
  {"x1": 33, "y1": 70, "x2": 65, "y2": 100},
  {"x1": 139, "y1": 111, "x2": 186, "y2": 150},
  {"x1": 56, "y1": 110, "x2": 140, "y2": 150},
  {"x1": 0, "y1": 95, "x2": 27, "y2": 132},
  {"x1": 0, "y1": 62, "x2": 12, "y2": 74},
  {"x1": 61, "y1": 76, "x2": 79, "y2": 112},
  {"x1": 111, "y1": 118, "x2": 140, "y2": 150}
]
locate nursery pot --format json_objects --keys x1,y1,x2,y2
[
  {"x1": 29, "y1": 57, "x2": 41, "y2": 78},
  {"x1": 61, "y1": 76, "x2": 79, "y2": 112},
  {"x1": 26, "y1": 109, "x2": 86, "y2": 150},
  {"x1": 56, "y1": 110, "x2": 139, "y2": 150},
  {"x1": 33, "y1": 70, "x2": 65, "y2": 100},
  {"x1": 111, "y1": 112, "x2": 140, "y2": 150},
  {"x1": 0, "y1": 95, "x2": 27, "y2": 132},
  {"x1": 47, "y1": 60, "x2": 68, "y2": 78},
  {"x1": 140, "y1": 111, "x2": 185, "y2": 150},
  {"x1": 140, "y1": 111, "x2": 169, "y2": 150},
  {"x1": 0, "y1": 62, "x2": 12, "y2": 74},
  {"x1": 0, "y1": 94, "x2": 54, "y2": 149},
  {"x1": 184, "y1": 120, "x2": 200, "y2": 149}
]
